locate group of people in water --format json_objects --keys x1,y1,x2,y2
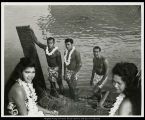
[{"x1": 4, "y1": 28, "x2": 141, "y2": 116}]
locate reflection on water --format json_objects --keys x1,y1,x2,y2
[{"x1": 37, "y1": 5, "x2": 141, "y2": 88}]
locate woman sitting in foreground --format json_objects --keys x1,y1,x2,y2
[
  {"x1": 4, "y1": 57, "x2": 58, "y2": 116},
  {"x1": 109, "y1": 62, "x2": 141, "y2": 116}
]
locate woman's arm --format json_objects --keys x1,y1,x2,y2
[
  {"x1": 12, "y1": 86, "x2": 28, "y2": 115},
  {"x1": 99, "y1": 91, "x2": 110, "y2": 110}
]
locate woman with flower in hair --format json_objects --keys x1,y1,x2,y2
[
  {"x1": 109, "y1": 62, "x2": 141, "y2": 116},
  {"x1": 4, "y1": 57, "x2": 58, "y2": 116}
]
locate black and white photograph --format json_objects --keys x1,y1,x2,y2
[{"x1": 1, "y1": 2, "x2": 144, "y2": 117}]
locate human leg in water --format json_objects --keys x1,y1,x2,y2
[
  {"x1": 57, "y1": 78, "x2": 64, "y2": 95},
  {"x1": 50, "y1": 82, "x2": 59, "y2": 98}
]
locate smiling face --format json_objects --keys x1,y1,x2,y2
[
  {"x1": 65, "y1": 42, "x2": 73, "y2": 51},
  {"x1": 22, "y1": 67, "x2": 36, "y2": 83},
  {"x1": 112, "y1": 75, "x2": 126, "y2": 93}
]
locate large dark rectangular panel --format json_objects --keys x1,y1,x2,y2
[{"x1": 16, "y1": 26, "x2": 47, "y2": 98}]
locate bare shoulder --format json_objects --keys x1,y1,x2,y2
[
  {"x1": 8, "y1": 82, "x2": 25, "y2": 100},
  {"x1": 56, "y1": 49, "x2": 61, "y2": 56},
  {"x1": 101, "y1": 56, "x2": 108, "y2": 63},
  {"x1": 121, "y1": 98, "x2": 132, "y2": 107},
  {"x1": 119, "y1": 98, "x2": 133, "y2": 115},
  {"x1": 74, "y1": 49, "x2": 80, "y2": 55},
  {"x1": 101, "y1": 56, "x2": 106, "y2": 60}
]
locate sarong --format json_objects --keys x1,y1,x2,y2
[
  {"x1": 48, "y1": 67, "x2": 58, "y2": 82},
  {"x1": 65, "y1": 69, "x2": 79, "y2": 99},
  {"x1": 66, "y1": 69, "x2": 78, "y2": 82},
  {"x1": 93, "y1": 73, "x2": 108, "y2": 88}
]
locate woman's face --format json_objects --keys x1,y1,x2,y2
[
  {"x1": 22, "y1": 67, "x2": 35, "y2": 83},
  {"x1": 112, "y1": 75, "x2": 126, "y2": 93}
]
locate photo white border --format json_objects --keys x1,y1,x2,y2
[{"x1": 1, "y1": 2, "x2": 144, "y2": 118}]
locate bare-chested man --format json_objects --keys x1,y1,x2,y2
[
  {"x1": 90, "y1": 46, "x2": 109, "y2": 100},
  {"x1": 31, "y1": 29, "x2": 64, "y2": 97},
  {"x1": 64, "y1": 38, "x2": 82, "y2": 101}
]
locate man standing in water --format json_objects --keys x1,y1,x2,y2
[
  {"x1": 90, "y1": 46, "x2": 109, "y2": 100},
  {"x1": 64, "y1": 38, "x2": 82, "y2": 101},
  {"x1": 31, "y1": 29, "x2": 64, "y2": 97}
]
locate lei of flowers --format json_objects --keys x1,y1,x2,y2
[
  {"x1": 7, "y1": 102, "x2": 18, "y2": 115},
  {"x1": 64, "y1": 46, "x2": 75, "y2": 66},
  {"x1": 17, "y1": 79, "x2": 44, "y2": 116},
  {"x1": 109, "y1": 93, "x2": 125, "y2": 116},
  {"x1": 46, "y1": 46, "x2": 58, "y2": 56}
]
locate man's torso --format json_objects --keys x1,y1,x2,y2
[
  {"x1": 94, "y1": 56, "x2": 106, "y2": 75},
  {"x1": 65, "y1": 50, "x2": 79, "y2": 71},
  {"x1": 45, "y1": 48, "x2": 60, "y2": 68}
]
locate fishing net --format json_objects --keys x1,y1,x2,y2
[{"x1": 38, "y1": 88, "x2": 118, "y2": 115}]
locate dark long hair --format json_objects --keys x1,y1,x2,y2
[
  {"x1": 4, "y1": 57, "x2": 36, "y2": 115},
  {"x1": 112, "y1": 62, "x2": 141, "y2": 115}
]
